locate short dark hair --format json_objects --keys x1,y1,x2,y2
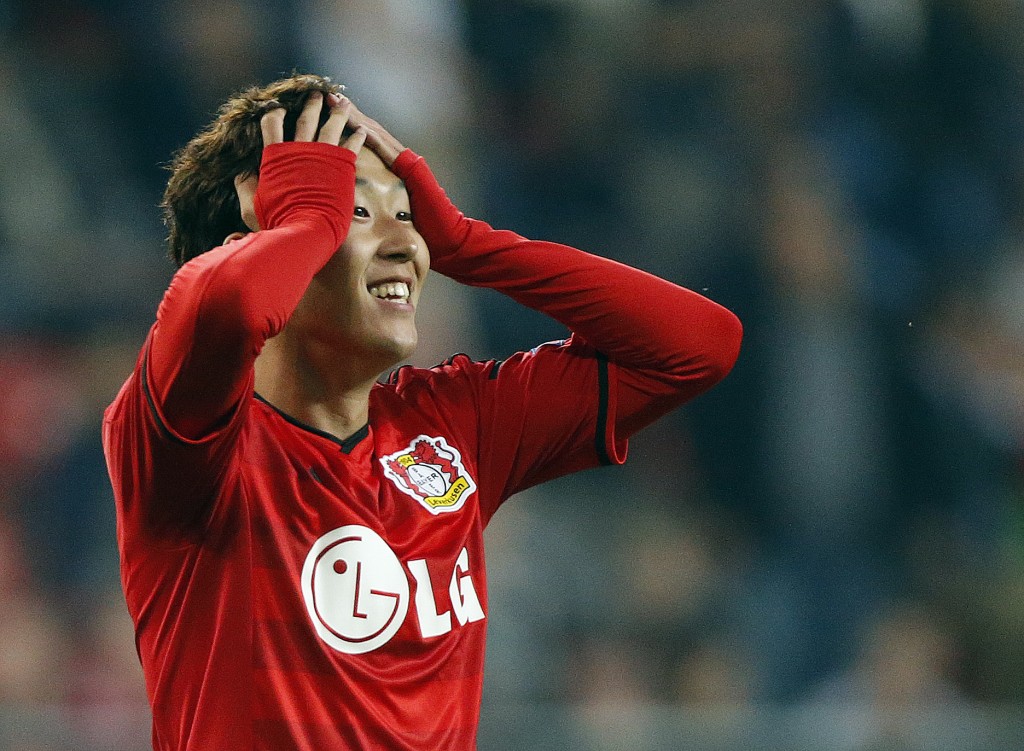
[{"x1": 162, "y1": 73, "x2": 343, "y2": 267}]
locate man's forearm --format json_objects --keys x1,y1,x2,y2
[{"x1": 395, "y1": 150, "x2": 742, "y2": 391}]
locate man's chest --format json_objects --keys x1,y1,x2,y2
[{"x1": 239, "y1": 421, "x2": 488, "y2": 656}]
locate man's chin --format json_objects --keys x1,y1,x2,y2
[{"x1": 375, "y1": 334, "x2": 417, "y2": 370}]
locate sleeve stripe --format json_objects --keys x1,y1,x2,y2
[{"x1": 594, "y1": 352, "x2": 612, "y2": 466}]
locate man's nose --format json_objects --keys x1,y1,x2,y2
[{"x1": 377, "y1": 220, "x2": 419, "y2": 262}]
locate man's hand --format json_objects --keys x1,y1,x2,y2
[
  {"x1": 341, "y1": 97, "x2": 406, "y2": 167},
  {"x1": 234, "y1": 92, "x2": 368, "y2": 232}
]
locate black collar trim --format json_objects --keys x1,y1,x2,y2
[{"x1": 254, "y1": 393, "x2": 369, "y2": 454}]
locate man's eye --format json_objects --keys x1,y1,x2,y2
[
  {"x1": 354, "y1": 206, "x2": 370, "y2": 218},
  {"x1": 396, "y1": 211, "x2": 412, "y2": 222}
]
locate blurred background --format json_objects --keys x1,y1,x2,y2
[{"x1": 0, "y1": 0, "x2": 1022, "y2": 748}]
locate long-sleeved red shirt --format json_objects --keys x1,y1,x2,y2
[{"x1": 103, "y1": 141, "x2": 741, "y2": 750}]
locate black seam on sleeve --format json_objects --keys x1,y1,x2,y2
[
  {"x1": 141, "y1": 350, "x2": 189, "y2": 445},
  {"x1": 488, "y1": 360, "x2": 504, "y2": 380},
  {"x1": 594, "y1": 352, "x2": 612, "y2": 466}
]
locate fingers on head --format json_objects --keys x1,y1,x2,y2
[
  {"x1": 342, "y1": 126, "x2": 368, "y2": 155},
  {"x1": 258, "y1": 90, "x2": 359, "y2": 148},
  {"x1": 293, "y1": 91, "x2": 324, "y2": 141},
  {"x1": 317, "y1": 96, "x2": 352, "y2": 145},
  {"x1": 346, "y1": 102, "x2": 379, "y2": 134},
  {"x1": 259, "y1": 102, "x2": 286, "y2": 145}
]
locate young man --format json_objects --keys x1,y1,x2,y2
[{"x1": 103, "y1": 74, "x2": 742, "y2": 750}]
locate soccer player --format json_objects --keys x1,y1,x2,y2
[{"x1": 102, "y1": 74, "x2": 742, "y2": 750}]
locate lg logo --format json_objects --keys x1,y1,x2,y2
[{"x1": 301, "y1": 525, "x2": 485, "y2": 655}]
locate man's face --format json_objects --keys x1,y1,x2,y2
[{"x1": 290, "y1": 148, "x2": 429, "y2": 371}]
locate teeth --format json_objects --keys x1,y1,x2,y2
[{"x1": 368, "y1": 281, "x2": 410, "y2": 302}]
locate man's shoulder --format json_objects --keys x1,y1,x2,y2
[
  {"x1": 371, "y1": 354, "x2": 507, "y2": 424},
  {"x1": 379, "y1": 353, "x2": 501, "y2": 391},
  {"x1": 375, "y1": 340, "x2": 585, "y2": 399}
]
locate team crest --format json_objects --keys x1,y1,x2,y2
[{"x1": 380, "y1": 435, "x2": 477, "y2": 515}]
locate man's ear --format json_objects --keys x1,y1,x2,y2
[
  {"x1": 223, "y1": 231, "x2": 249, "y2": 245},
  {"x1": 234, "y1": 173, "x2": 260, "y2": 231}
]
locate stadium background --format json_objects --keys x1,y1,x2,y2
[{"x1": 0, "y1": 0, "x2": 1022, "y2": 748}]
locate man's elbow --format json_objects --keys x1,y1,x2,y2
[
  {"x1": 710, "y1": 308, "x2": 743, "y2": 382},
  {"x1": 681, "y1": 307, "x2": 743, "y2": 392}
]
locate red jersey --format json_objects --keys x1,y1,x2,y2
[{"x1": 103, "y1": 142, "x2": 741, "y2": 750}]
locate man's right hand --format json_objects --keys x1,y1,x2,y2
[{"x1": 235, "y1": 91, "x2": 367, "y2": 232}]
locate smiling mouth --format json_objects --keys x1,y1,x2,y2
[{"x1": 367, "y1": 281, "x2": 411, "y2": 304}]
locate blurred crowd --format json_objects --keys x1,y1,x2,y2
[{"x1": 0, "y1": 0, "x2": 1022, "y2": 749}]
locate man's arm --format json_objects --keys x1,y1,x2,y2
[
  {"x1": 147, "y1": 95, "x2": 366, "y2": 441},
  {"x1": 352, "y1": 106, "x2": 740, "y2": 438},
  {"x1": 390, "y1": 151, "x2": 742, "y2": 436}
]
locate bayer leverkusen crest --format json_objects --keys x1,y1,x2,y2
[{"x1": 380, "y1": 435, "x2": 477, "y2": 515}]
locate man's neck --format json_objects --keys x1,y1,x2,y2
[{"x1": 254, "y1": 334, "x2": 380, "y2": 442}]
